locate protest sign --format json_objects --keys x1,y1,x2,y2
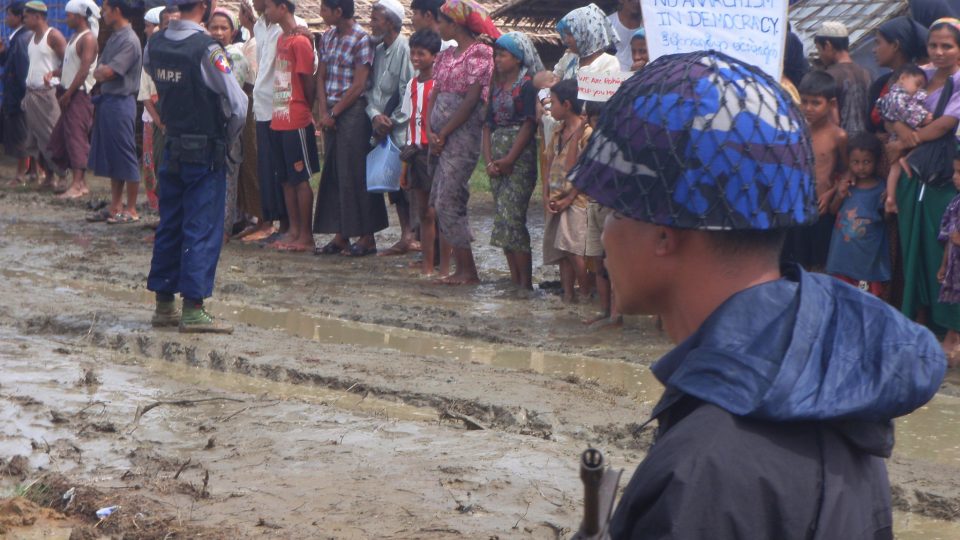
[
  {"x1": 640, "y1": 0, "x2": 788, "y2": 79},
  {"x1": 577, "y1": 71, "x2": 633, "y2": 102}
]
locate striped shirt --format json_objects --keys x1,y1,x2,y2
[{"x1": 401, "y1": 76, "x2": 434, "y2": 147}]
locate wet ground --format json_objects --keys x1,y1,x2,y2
[{"x1": 1, "y1": 166, "x2": 960, "y2": 537}]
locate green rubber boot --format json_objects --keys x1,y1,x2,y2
[
  {"x1": 151, "y1": 300, "x2": 180, "y2": 328},
  {"x1": 179, "y1": 304, "x2": 233, "y2": 334}
]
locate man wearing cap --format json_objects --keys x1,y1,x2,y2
[
  {"x1": 21, "y1": 0, "x2": 66, "y2": 190},
  {"x1": 145, "y1": 0, "x2": 247, "y2": 333},
  {"x1": 46, "y1": 0, "x2": 98, "y2": 200},
  {"x1": 0, "y1": 2, "x2": 34, "y2": 186},
  {"x1": 571, "y1": 52, "x2": 945, "y2": 538},
  {"x1": 815, "y1": 20, "x2": 872, "y2": 135},
  {"x1": 367, "y1": 0, "x2": 415, "y2": 256}
]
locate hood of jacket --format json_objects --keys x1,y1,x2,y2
[{"x1": 651, "y1": 265, "x2": 946, "y2": 457}]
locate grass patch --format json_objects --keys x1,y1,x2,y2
[{"x1": 469, "y1": 157, "x2": 490, "y2": 194}]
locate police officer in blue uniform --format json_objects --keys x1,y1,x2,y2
[{"x1": 146, "y1": 0, "x2": 247, "y2": 333}]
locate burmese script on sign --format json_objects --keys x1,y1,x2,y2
[{"x1": 641, "y1": 0, "x2": 787, "y2": 79}]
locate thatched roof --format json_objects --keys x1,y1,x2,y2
[
  {"x1": 491, "y1": 0, "x2": 619, "y2": 27},
  {"x1": 219, "y1": 0, "x2": 558, "y2": 42}
]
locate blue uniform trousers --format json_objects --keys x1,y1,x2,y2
[{"x1": 147, "y1": 157, "x2": 226, "y2": 300}]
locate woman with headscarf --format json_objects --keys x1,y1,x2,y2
[
  {"x1": 889, "y1": 18, "x2": 960, "y2": 357},
  {"x1": 869, "y1": 16, "x2": 930, "y2": 133},
  {"x1": 428, "y1": 0, "x2": 498, "y2": 285},
  {"x1": 207, "y1": 7, "x2": 253, "y2": 240},
  {"x1": 554, "y1": 3, "x2": 620, "y2": 81},
  {"x1": 481, "y1": 32, "x2": 543, "y2": 291}
]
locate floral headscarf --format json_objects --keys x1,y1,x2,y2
[
  {"x1": 211, "y1": 7, "x2": 239, "y2": 34},
  {"x1": 495, "y1": 32, "x2": 544, "y2": 77},
  {"x1": 441, "y1": 0, "x2": 501, "y2": 38},
  {"x1": 556, "y1": 3, "x2": 619, "y2": 58}
]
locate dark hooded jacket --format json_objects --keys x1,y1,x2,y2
[{"x1": 609, "y1": 266, "x2": 945, "y2": 540}]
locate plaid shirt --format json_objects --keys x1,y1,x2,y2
[{"x1": 320, "y1": 23, "x2": 374, "y2": 106}]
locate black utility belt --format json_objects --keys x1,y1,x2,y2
[{"x1": 166, "y1": 134, "x2": 226, "y2": 167}]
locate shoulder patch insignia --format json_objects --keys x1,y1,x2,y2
[{"x1": 210, "y1": 48, "x2": 232, "y2": 74}]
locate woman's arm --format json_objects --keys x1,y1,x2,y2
[
  {"x1": 495, "y1": 118, "x2": 535, "y2": 169},
  {"x1": 482, "y1": 123, "x2": 495, "y2": 174},
  {"x1": 437, "y1": 82, "x2": 483, "y2": 143}
]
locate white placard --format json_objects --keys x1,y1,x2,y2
[
  {"x1": 577, "y1": 71, "x2": 633, "y2": 102},
  {"x1": 641, "y1": 0, "x2": 788, "y2": 80}
]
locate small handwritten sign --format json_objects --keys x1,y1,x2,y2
[
  {"x1": 577, "y1": 71, "x2": 633, "y2": 102},
  {"x1": 641, "y1": 0, "x2": 788, "y2": 79}
]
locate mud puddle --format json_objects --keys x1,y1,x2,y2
[
  {"x1": 8, "y1": 266, "x2": 960, "y2": 466},
  {"x1": 3, "y1": 268, "x2": 668, "y2": 404}
]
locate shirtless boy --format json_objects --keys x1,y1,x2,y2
[{"x1": 785, "y1": 70, "x2": 847, "y2": 270}]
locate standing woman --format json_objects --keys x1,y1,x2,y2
[
  {"x1": 482, "y1": 31, "x2": 541, "y2": 290},
  {"x1": 553, "y1": 3, "x2": 620, "y2": 81},
  {"x1": 869, "y1": 16, "x2": 929, "y2": 134},
  {"x1": 888, "y1": 18, "x2": 960, "y2": 353},
  {"x1": 207, "y1": 7, "x2": 251, "y2": 240},
  {"x1": 429, "y1": 0, "x2": 499, "y2": 285}
]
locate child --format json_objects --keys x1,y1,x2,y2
[
  {"x1": 482, "y1": 32, "x2": 542, "y2": 291},
  {"x1": 630, "y1": 28, "x2": 647, "y2": 71},
  {"x1": 399, "y1": 28, "x2": 448, "y2": 277},
  {"x1": 877, "y1": 64, "x2": 933, "y2": 213},
  {"x1": 138, "y1": 7, "x2": 164, "y2": 211},
  {"x1": 583, "y1": 100, "x2": 622, "y2": 327},
  {"x1": 266, "y1": 0, "x2": 319, "y2": 252},
  {"x1": 825, "y1": 133, "x2": 890, "y2": 298},
  {"x1": 937, "y1": 156, "x2": 960, "y2": 366},
  {"x1": 786, "y1": 71, "x2": 847, "y2": 270},
  {"x1": 543, "y1": 79, "x2": 592, "y2": 303}
]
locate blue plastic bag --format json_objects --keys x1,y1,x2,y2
[{"x1": 366, "y1": 137, "x2": 402, "y2": 193}]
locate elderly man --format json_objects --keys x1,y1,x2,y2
[{"x1": 367, "y1": 0, "x2": 414, "y2": 256}]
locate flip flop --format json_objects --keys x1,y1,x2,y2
[
  {"x1": 86, "y1": 208, "x2": 112, "y2": 222},
  {"x1": 107, "y1": 213, "x2": 141, "y2": 225},
  {"x1": 315, "y1": 241, "x2": 350, "y2": 255},
  {"x1": 345, "y1": 244, "x2": 377, "y2": 257}
]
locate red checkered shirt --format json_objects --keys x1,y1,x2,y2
[{"x1": 319, "y1": 23, "x2": 374, "y2": 107}]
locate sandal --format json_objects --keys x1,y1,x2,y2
[
  {"x1": 345, "y1": 243, "x2": 377, "y2": 257},
  {"x1": 86, "y1": 208, "x2": 112, "y2": 222},
  {"x1": 107, "y1": 213, "x2": 141, "y2": 225},
  {"x1": 315, "y1": 241, "x2": 350, "y2": 255}
]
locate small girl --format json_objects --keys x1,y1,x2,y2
[
  {"x1": 482, "y1": 32, "x2": 543, "y2": 291},
  {"x1": 542, "y1": 79, "x2": 592, "y2": 303},
  {"x1": 876, "y1": 64, "x2": 933, "y2": 213},
  {"x1": 825, "y1": 133, "x2": 891, "y2": 298},
  {"x1": 937, "y1": 155, "x2": 960, "y2": 366},
  {"x1": 630, "y1": 28, "x2": 648, "y2": 71}
]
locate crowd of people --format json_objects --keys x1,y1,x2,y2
[{"x1": 1, "y1": 0, "x2": 960, "y2": 354}]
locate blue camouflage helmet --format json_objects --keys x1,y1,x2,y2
[{"x1": 571, "y1": 50, "x2": 816, "y2": 231}]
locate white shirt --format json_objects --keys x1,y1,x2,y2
[
  {"x1": 253, "y1": 15, "x2": 308, "y2": 122},
  {"x1": 26, "y1": 28, "x2": 60, "y2": 90},
  {"x1": 607, "y1": 12, "x2": 641, "y2": 72}
]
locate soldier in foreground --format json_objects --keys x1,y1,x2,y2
[
  {"x1": 145, "y1": 0, "x2": 248, "y2": 333},
  {"x1": 572, "y1": 51, "x2": 946, "y2": 539}
]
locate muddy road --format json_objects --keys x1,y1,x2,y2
[{"x1": 1, "y1": 170, "x2": 960, "y2": 538}]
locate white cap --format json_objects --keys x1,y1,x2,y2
[
  {"x1": 376, "y1": 0, "x2": 404, "y2": 25},
  {"x1": 817, "y1": 21, "x2": 849, "y2": 38},
  {"x1": 145, "y1": 6, "x2": 164, "y2": 25}
]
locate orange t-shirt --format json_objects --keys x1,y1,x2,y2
[{"x1": 271, "y1": 33, "x2": 315, "y2": 131}]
